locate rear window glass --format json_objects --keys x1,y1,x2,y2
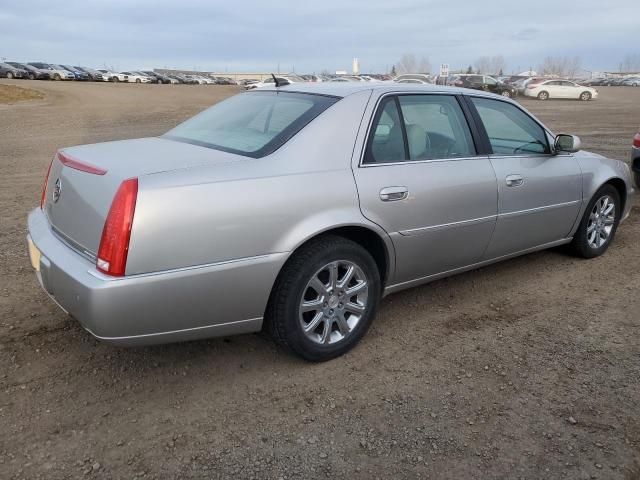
[{"x1": 164, "y1": 91, "x2": 338, "y2": 158}]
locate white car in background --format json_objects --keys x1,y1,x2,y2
[
  {"x1": 524, "y1": 79, "x2": 598, "y2": 101},
  {"x1": 246, "y1": 75, "x2": 304, "y2": 89},
  {"x1": 121, "y1": 72, "x2": 152, "y2": 83},
  {"x1": 97, "y1": 69, "x2": 129, "y2": 82}
]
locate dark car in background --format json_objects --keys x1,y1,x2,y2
[
  {"x1": 453, "y1": 74, "x2": 517, "y2": 97},
  {"x1": 61, "y1": 65, "x2": 90, "y2": 81},
  {"x1": 632, "y1": 130, "x2": 640, "y2": 188},
  {"x1": 73, "y1": 66, "x2": 103, "y2": 81},
  {"x1": 0, "y1": 62, "x2": 28, "y2": 79},
  {"x1": 6, "y1": 62, "x2": 50, "y2": 80},
  {"x1": 140, "y1": 71, "x2": 170, "y2": 84}
]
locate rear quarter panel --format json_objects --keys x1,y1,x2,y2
[{"x1": 126, "y1": 89, "x2": 391, "y2": 275}]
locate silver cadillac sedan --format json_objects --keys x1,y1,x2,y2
[{"x1": 27, "y1": 83, "x2": 634, "y2": 361}]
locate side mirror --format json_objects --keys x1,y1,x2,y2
[{"x1": 554, "y1": 134, "x2": 581, "y2": 153}]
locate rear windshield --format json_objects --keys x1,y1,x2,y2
[{"x1": 164, "y1": 91, "x2": 339, "y2": 158}]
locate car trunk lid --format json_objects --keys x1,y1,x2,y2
[{"x1": 43, "y1": 137, "x2": 242, "y2": 258}]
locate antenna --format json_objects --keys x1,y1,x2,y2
[{"x1": 271, "y1": 73, "x2": 280, "y2": 87}]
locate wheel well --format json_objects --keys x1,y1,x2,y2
[
  {"x1": 605, "y1": 178, "x2": 627, "y2": 214},
  {"x1": 297, "y1": 226, "x2": 390, "y2": 286}
]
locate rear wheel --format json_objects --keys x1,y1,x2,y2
[
  {"x1": 265, "y1": 235, "x2": 381, "y2": 362},
  {"x1": 501, "y1": 90, "x2": 512, "y2": 98},
  {"x1": 6, "y1": 72, "x2": 13, "y2": 79},
  {"x1": 53, "y1": 73, "x2": 60, "y2": 81},
  {"x1": 580, "y1": 91, "x2": 592, "y2": 101},
  {"x1": 568, "y1": 184, "x2": 621, "y2": 258},
  {"x1": 111, "y1": 76, "x2": 119, "y2": 82},
  {"x1": 28, "y1": 73, "x2": 35, "y2": 80},
  {"x1": 537, "y1": 91, "x2": 549, "y2": 100},
  {"x1": 135, "y1": 78, "x2": 141, "y2": 83}
]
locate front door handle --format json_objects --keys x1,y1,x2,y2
[
  {"x1": 505, "y1": 174, "x2": 524, "y2": 187},
  {"x1": 380, "y1": 186, "x2": 408, "y2": 202}
]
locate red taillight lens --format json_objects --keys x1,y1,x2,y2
[
  {"x1": 633, "y1": 132, "x2": 640, "y2": 148},
  {"x1": 40, "y1": 159, "x2": 53, "y2": 209},
  {"x1": 57, "y1": 151, "x2": 107, "y2": 175},
  {"x1": 96, "y1": 178, "x2": 138, "y2": 276}
]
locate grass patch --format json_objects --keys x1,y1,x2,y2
[{"x1": 0, "y1": 84, "x2": 45, "y2": 103}]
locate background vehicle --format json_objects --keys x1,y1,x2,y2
[
  {"x1": 621, "y1": 77, "x2": 640, "y2": 87},
  {"x1": 0, "y1": 62, "x2": 27, "y2": 79},
  {"x1": 397, "y1": 78, "x2": 429, "y2": 84},
  {"x1": 6, "y1": 62, "x2": 50, "y2": 80},
  {"x1": 27, "y1": 84, "x2": 633, "y2": 362},
  {"x1": 97, "y1": 69, "x2": 128, "y2": 82},
  {"x1": 246, "y1": 75, "x2": 303, "y2": 89},
  {"x1": 73, "y1": 66, "x2": 104, "y2": 81},
  {"x1": 61, "y1": 65, "x2": 90, "y2": 81},
  {"x1": 524, "y1": 79, "x2": 598, "y2": 101},
  {"x1": 452, "y1": 74, "x2": 517, "y2": 97},
  {"x1": 120, "y1": 71, "x2": 152, "y2": 83},
  {"x1": 29, "y1": 63, "x2": 75, "y2": 80},
  {"x1": 394, "y1": 73, "x2": 431, "y2": 83},
  {"x1": 633, "y1": 130, "x2": 640, "y2": 188},
  {"x1": 140, "y1": 71, "x2": 173, "y2": 84}
]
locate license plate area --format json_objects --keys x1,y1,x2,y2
[{"x1": 28, "y1": 237, "x2": 41, "y2": 272}]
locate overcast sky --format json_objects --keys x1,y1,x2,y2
[{"x1": 0, "y1": 0, "x2": 637, "y2": 74}]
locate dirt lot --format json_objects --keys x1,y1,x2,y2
[
  {"x1": 1, "y1": 80, "x2": 638, "y2": 480},
  {"x1": 0, "y1": 84, "x2": 44, "y2": 104}
]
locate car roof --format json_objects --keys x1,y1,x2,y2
[{"x1": 258, "y1": 82, "x2": 493, "y2": 98}]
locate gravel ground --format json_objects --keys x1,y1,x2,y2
[{"x1": 0, "y1": 80, "x2": 638, "y2": 480}]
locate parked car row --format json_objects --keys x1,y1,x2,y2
[
  {"x1": 582, "y1": 76, "x2": 640, "y2": 87},
  {"x1": 0, "y1": 62, "x2": 243, "y2": 85}
]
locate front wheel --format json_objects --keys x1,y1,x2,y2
[
  {"x1": 135, "y1": 78, "x2": 141, "y2": 83},
  {"x1": 501, "y1": 90, "x2": 512, "y2": 98},
  {"x1": 265, "y1": 235, "x2": 381, "y2": 362},
  {"x1": 580, "y1": 91, "x2": 592, "y2": 101},
  {"x1": 568, "y1": 185, "x2": 621, "y2": 258},
  {"x1": 6, "y1": 72, "x2": 13, "y2": 79},
  {"x1": 111, "y1": 76, "x2": 119, "y2": 83},
  {"x1": 537, "y1": 91, "x2": 549, "y2": 100}
]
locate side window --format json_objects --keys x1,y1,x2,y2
[
  {"x1": 471, "y1": 97, "x2": 550, "y2": 155},
  {"x1": 484, "y1": 76, "x2": 497, "y2": 85},
  {"x1": 364, "y1": 97, "x2": 406, "y2": 164},
  {"x1": 398, "y1": 95, "x2": 476, "y2": 160}
]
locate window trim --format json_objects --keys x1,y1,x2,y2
[
  {"x1": 360, "y1": 92, "x2": 484, "y2": 167},
  {"x1": 463, "y1": 95, "x2": 554, "y2": 157}
]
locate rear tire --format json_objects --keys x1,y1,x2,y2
[
  {"x1": 28, "y1": 73, "x2": 35, "y2": 80},
  {"x1": 53, "y1": 73, "x2": 60, "y2": 81},
  {"x1": 501, "y1": 90, "x2": 512, "y2": 98},
  {"x1": 135, "y1": 78, "x2": 141, "y2": 83},
  {"x1": 568, "y1": 184, "x2": 621, "y2": 258},
  {"x1": 6, "y1": 72, "x2": 13, "y2": 79},
  {"x1": 537, "y1": 91, "x2": 549, "y2": 100},
  {"x1": 580, "y1": 91, "x2": 592, "y2": 101},
  {"x1": 111, "y1": 76, "x2": 119, "y2": 83},
  {"x1": 265, "y1": 235, "x2": 381, "y2": 362}
]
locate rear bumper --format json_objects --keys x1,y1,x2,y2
[{"x1": 27, "y1": 208, "x2": 286, "y2": 346}]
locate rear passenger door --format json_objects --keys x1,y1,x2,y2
[
  {"x1": 467, "y1": 96, "x2": 582, "y2": 258},
  {"x1": 353, "y1": 93, "x2": 498, "y2": 286}
]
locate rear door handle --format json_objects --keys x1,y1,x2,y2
[
  {"x1": 505, "y1": 174, "x2": 524, "y2": 187},
  {"x1": 379, "y1": 186, "x2": 408, "y2": 202}
]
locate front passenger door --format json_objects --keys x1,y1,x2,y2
[{"x1": 468, "y1": 96, "x2": 582, "y2": 259}]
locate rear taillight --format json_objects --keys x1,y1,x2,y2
[
  {"x1": 57, "y1": 151, "x2": 107, "y2": 175},
  {"x1": 40, "y1": 159, "x2": 53, "y2": 209},
  {"x1": 633, "y1": 132, "x2": 640, "y2": 148},
  {"x1": 96, "y1": 178, "x2": 138, "y2": 276}
]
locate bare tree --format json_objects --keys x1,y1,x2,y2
[
  {"x1": 474, "y1": 56, "x2": 506, "y2": 75},
  {"x1": 538, "y1": 56, "x2": 582, "y2": 78},
  {"x1": 396, "y1": 54, "x2": 417, "y2": 74},
  {"x1": 620, "y1": 53, "x2": 640, "y2": 72},
  {"x1": 418, "y1": 56, "x2": 431, "y2": 74}
]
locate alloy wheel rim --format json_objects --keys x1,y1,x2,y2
[
  {"x1": 299, "y1": 260, "x2": 369, "y2": 345},
  {"x1": 587, "y1": 195, "x2": 615, "y2": 249}
]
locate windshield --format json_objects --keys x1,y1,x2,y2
[{"x1": 164, "y1": 91, "x2": 339, "y2": 158}]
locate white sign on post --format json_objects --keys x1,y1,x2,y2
[{"x1": 440, "y1": 64, "x2": 450, "y2": 77}]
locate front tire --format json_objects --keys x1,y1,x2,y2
[
  {"x1": 537, "y1": 91, "x2": 549, "y2": 100},
  {"x1": 135, "y1": 78, "x2": 141, "y2": 83},
  {"x1": 111, "y1": 76, "x2": 119, "y2": 83},
  {"x1": 568, "y1": 184, "x2": 621, "y2": 258},
  {"x1": 501, "y1": 90, "x2": 512, "y2": 98},
  {"x1": 6, "y1": 72, "x2": 13, "y2": 79},
  {"x1": 265, "y1": 235, "x2": 381, "y2": 362},
  {"x1": 53, "y1": 73, "x2": 60, "y2": 81},
  {"x1": 580, "y1": 91, "x2": 592, "y2": 101}
]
